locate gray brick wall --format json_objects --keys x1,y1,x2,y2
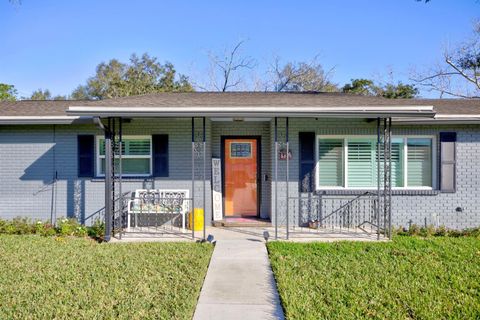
[
  {"x1": 1, "y1": 117, "x2": 479, "y2": 230},
  {"x1": 269, "y1": 117, "x2": 480, "y2": 229}
]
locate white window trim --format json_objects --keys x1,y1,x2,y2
[
  {"x1": 315, "y1": 135, "x2": 437, "y2": 191},
  {"x1": 96, "y1": 135, "x2": 153, "y2": 177}
]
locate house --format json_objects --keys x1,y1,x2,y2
[{"x1": 0, "y1": 92, "x2": 479, "y2": 240}]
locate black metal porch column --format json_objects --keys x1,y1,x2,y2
[
  {"x1": 274, "y1": 117, "x2": 278, "y2": 240},
  {"x1": 286, "y1": 117, "x2": 289, "y2": 240},
  {"x1": 118, "y1": 117, "x2": 123, "y2": 239},
  {"x1": 376, "y1": 117, "x2": 381, "y2": 240},
  {"x1": 202, "y1": 117, "x2": 206, "y2": 240},
  {"x1": 191, "y1": 117, "x2": 195, "y2": 240},
  {"x1": 388, "y1": 118, "x2": 393, "y2": 239},
  {"x1": 104, "y1": 118, "x2": 113, "y2": 242}
]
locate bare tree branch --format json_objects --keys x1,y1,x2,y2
[
  {"x1": 411, "y1": 21, "x2": 480, "y2": 98},
  {"x1": 205, "y1": 40, "x2": 256, "y2": 92},
  {"x1": 267, "y1": 54, "x2": 338, "y2": 92}
]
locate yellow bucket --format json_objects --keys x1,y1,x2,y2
[{"x1": 189, "y1": 208, "x2": 204, "y2": 231}]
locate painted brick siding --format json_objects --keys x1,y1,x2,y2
[
  {"x1": 269, "y1": 117, "x2": 480, "y2": 229},
  {"x1": 0, "y1": 118, "x2": 213, "y2": 224},
  {"x1": 1, "y1": 117, "x2": 480, "y2": 230}
]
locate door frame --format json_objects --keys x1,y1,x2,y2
[{"x1": 221, "y1": 135, "x2": 262, "y2": 218}]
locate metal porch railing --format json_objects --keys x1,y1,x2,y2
[
  {"x1": 286, "y1": 192, "x2": 388, "y2": 238},
  {"x1": 112, "y1": 191, "x2": 193, "y2": 240}
]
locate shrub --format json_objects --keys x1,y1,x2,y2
[
  {"x1": 56, "y1": 218, "x2": 88, "y2": 237},
  {"x1": 35, "y1": 221, "x2": 57, "y2": 237},
  {"x1": 0, "y1": 217, "x2": 94, "y2": 239},
  {"x1": 9, "y1": 218, "x2": 34, "y2": 235},
  {"x1": 87, "y1": 219, "x2": 105, "y2": 240},
  {"x1": 419, "y1": 225, "x2": 436, "y2": 237},
  {"x1": 408, "y1": 224, "x2": 420, "y2": 236},
  {"x1": 435, "y1": 225, "x2": 448, "y2": 237},
  {"x1": 463, "y1": 227, "x2": 480, "y2": 238}
]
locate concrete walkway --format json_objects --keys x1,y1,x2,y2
[{"x1": 193, "y1": 239, "x2": 285, "y2": 320}]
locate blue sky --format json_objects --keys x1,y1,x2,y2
[{"x1": 0, "y1": 0, "x2": 478, "y2": 98}]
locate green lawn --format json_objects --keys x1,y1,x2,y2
[
  {"x1": 0, "y1": 235, "x2": 213, "y2": 320},
  {"x1": 268, "y1": 237, "x2": 480, "y2": 320}
]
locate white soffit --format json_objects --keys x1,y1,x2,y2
[{"x1": 67, "y1": 105, "x2": 436, "y2": 118}]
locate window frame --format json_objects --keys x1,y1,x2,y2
[
  {"x1": 315, "y1": 135, "x2": 437, "y2": 191},
  {"x1": 96, "y1": 135, "x2": 153, "y2": 177}
]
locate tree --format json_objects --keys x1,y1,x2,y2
[
  {"x1": 381, "y1": 82, "x2": 418, "y2": 99},
  {"x1": 268, "y1": 56, "x2": 338, "y2": 92},
  {"x1": 71, "y1": 85, "x2": 90, "y2": 100},
  {"x1": 71, "y1": 53, "x2": 193, "y2": 100},
  {"x1": 28, "y1": 89, "x2": 67, "y2": 100},
  {"x1": 30, "y1": 89, "x2": 51, "y2": 100},
  {"x1": 0, "y1": 83, "x2": 17, "y2": 101},
  {"x1": 342, "y1": 79, "x2": 378, "y2": 96},
  {"x1": 199, "y1": 40, "x2": 256, "y2": 91},
  {"x1": 412, "y1": 21, "x2": 480, "y2": 98},
  {"x1": 343, "y1": 78, "x2": 418, "y2": 99}
]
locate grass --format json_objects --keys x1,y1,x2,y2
[
  {"x1": 268, "y1": 237, "x2": 480, "y2": 320},
  {"x1": 0, "y1": 235, "x2": 213, "y2": 320}
]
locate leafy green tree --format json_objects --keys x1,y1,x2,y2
[
  {"x1": 29, "y1": 89, "x2": 67, "y2": 100},
  {"x1": 30, "y1": 89, "x2": 52, "y2": 100},
  {"x1": 70, "y1": 85, "x2": 90, "y2": 100},
  {"x1": 342, "y1": 79, "x2": 378, "y2": 96},
  {"x1": 72, "y1": 53, "x2": 193, "y2": 100},
  {"x1": 0, "y1": 83, "x2": 17, "y2": 101},
  {"x1": 381, "y1": 82, "x2": 418, "y2": 99},
  {"x1": 343, "y1": 78, "x2": 418, "y2": 99}
]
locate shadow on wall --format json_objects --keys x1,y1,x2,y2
[{"x1": 19, "y1": 146, "x2": 86, "y2": 224}]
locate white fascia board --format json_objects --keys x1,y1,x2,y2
[
  {"x1": 393, "y1": 114, "x2": 480, "y2": 124},
  {"x1": 68, "y1": 105, "x2": 435, "y2": 118},
  {"x1": 0, "y1": 116, "x2": 90, "y2": 125}
]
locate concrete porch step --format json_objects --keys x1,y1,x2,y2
[{"x1": 212, "y1": 218, "x2": 272, "y2": 228}]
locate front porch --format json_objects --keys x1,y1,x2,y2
[
  {"x1": 67, "y1": 99, "x2": 436, "y2": 242},
  {"x1": 113, "y1": 225, "x2": 384, "y2": 243}
]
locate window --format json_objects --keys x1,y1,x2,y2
[
  {"x1": 317, "y1": 139, "x2": 343, "y2": 187},
  {"x1": 97, "y1": 136, "x2": 152, "y2": 176},
  {"x1": 316, "y1": 136, "x2": 434, "y2": 189},
  {"x1": 230, "y1": 142, "x2": 252, "y2": 158}
]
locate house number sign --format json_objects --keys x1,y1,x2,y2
[{"x1": 278, "y1": 148, "x2": 292, "y2": 160}]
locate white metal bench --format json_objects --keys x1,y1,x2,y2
[{"x1": 127, "y1": 189, "x2": 190, "y2": 231}]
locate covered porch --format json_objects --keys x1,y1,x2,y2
[{"x1": 68, "y1": 98, "x2": 435, "y2": 242}]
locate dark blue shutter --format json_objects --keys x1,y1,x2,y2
[
  {"x1": 153, "y1": 135, "x2": 169, "y2": 177},
  {"x1": 440, "y1": 132, "x2": 456, "y2": 192},
  {"x1": 77, "y1": 135, "x2": 94, "y2": 177},
  {"x1": 299, "y1": 132, "x2": 315, "y2": 192}
]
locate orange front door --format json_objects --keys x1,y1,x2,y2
[{"x1": 224, "y1": 138, "x2": 258, "y2": 217}]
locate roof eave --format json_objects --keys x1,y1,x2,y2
[
  {"x1": 0, "y1": 116, "x2": 93, "y2": 125},
  {"x1": 67, "y1": 105, "x2": 436, "y2": 118},
  {"x1": 393, "y1": 114, "x2": 480, "y2": 124}
]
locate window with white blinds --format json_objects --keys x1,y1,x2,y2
[
  {"x1": 98, "y1": 136, "x2": 152, "y2": 176},
  {"x1": 317, "y1": 136, "x2": 433, "y2": 189},
  {"x1": 407, "y1": 138, "x2": 432, "y2": 187},
  {"x1": 317, "y1": 139, "x2": 344, "y2": 187}
]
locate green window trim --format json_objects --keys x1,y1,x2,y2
[
  {"x1": 316, "y1": 136, "x2": 435, "y2": 190},
  {"x1": 97, "y1": 136, "x2": 152, "y2": 177}
]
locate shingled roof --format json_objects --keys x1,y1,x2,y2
[{"x1": 1, "y1": 92, "x2": 480, "y2": 118}]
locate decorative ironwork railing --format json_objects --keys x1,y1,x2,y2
[
  {"x1": 287, "y1": 192, "x2": 387, "y2": 237},
  {"x1": 110, "y1": 190, "x2": 193, "y2": 239}
]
